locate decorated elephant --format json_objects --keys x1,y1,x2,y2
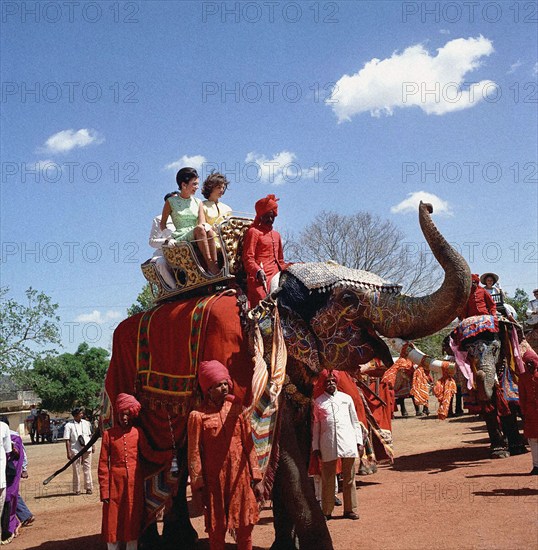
[
  {"x1": 101, "y1": 203, "x2": 470, "y2": 550},
  {"x1": 449, "y1": 315, "x2": 533, "y2": 458}
]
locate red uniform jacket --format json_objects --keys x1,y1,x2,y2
[
  {"x1": 518, "y1": 372, "x2": 538, "y2": 439},
  {"x1": 98, "y1": 425, "x2": 171, "y2": 543},
  {"x1": 243, "y1": 222, "x2": 286, "y2": 306},
  {"x1": 461, "y1": 287, "x2": 497, "y2": 319}
]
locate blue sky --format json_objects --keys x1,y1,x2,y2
[{"x1": 1, "y1": 0, "x2": 537, "y2": 352}]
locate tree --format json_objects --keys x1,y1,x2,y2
[
  {"x1": 127, "y1": 283, "x2": 155, "y2": 316},
  {"x1": 23, "y1": 343, "x2": 109, "y2": 417},
  {"x1": 0, "y1": 287, "x2": 61, "y2": 377},
  {"x1": 505, "y1": 287, "x2": 529, "y2": 322},
  {"x1": 285, "y1": 211, "x2": 440, "y2": 295}
]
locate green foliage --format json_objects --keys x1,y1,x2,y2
[
  {"x1": 505, "y1": 287, "x2": 529, "y2": 322},
  {"x1": 23, "y1": 343, "x2": 109, "y2": 416},
  {"x1": 127, "y1": 283, "x2": 155, "y2": 316},
  {"x1": 0, "y1": 287, "x2": 61, "y2": 378}
]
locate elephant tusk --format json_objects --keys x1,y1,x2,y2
[{"x1": 388, "y1": 337, "x2": 456, "y2": 376}]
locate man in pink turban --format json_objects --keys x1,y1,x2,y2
[
  {"x1": 243, "y1": 194, "x2": 288, "y2": 307},
  {"x1": 98, "y1": 394, "x2": 172, "y2": 550},
  {"x1": 188, "y1": 360, "x2": 262, "y2": 549}
]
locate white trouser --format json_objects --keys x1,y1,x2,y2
[
  {"x1": 152, "y1": 256, "x2": 176, "y2": 288},
  {"x1": 72, "y1": 451, "x2": 92, "y2": 493},
  {"x1": 529, "y1": 438, "x2": 538, "y2": 467},
  {"x1": 0, "y1": 488, "x2": 6, "y2": 538},
  {"x1": 107, "y1": 542, "x2": 137, "y2": 550}
]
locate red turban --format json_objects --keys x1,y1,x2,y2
[
  {"x1": 115, "y1": 393, "x2": 142, "y2": 418},
  {"x1": 523, "y1": 349, "x2": 538, "y2": 378},
  {"x1": 313, "y1": 369, "x2": 340, "y2": 399},
  {"x1": 471, "y1": 274, "x2": 480, "y2": 284},
  {"x1": 198, "y1": 360, "x2": 232, "y2": 394},
  {"x1": 255, "y1": 194, "x2": 279, "y2": 219}
]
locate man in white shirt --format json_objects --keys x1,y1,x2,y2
[
  {"x1": 148, "y1": 191, "x2": 179, "y2": 289},
  {"x1": 312, "y1": 370, "x2": 363, "y2": 521},
  {"x1": 526, "y1": 289, "x2": 538, "y2": 327},
  {"x1": 63, "y1": 408, "x2": 94, "y2": 495},
  {"x1": 0, "y1": 420, "x2": 13, "y2": 539}
]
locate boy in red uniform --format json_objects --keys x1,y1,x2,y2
[{"x1": 98, "y1": 394, "x2": 171, "y2": 550}]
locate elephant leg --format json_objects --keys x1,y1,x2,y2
[
  {"x1": 272, "y1": 403, "x2": 333, "y2": 550},
  {"x1": 483, "y1": 409, "x2": 510, "y2": 459},
  {"x1": 162, "y1": 447, "x2": 198, "y2": 550},
  {"x1": 500, "y1": 410, "x2": 528, "y2": 456}
]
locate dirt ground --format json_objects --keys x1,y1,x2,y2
[{"x1": 9, "y1": 409, "x2": 538, "y2": 550}]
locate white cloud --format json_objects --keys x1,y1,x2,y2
[
  {"x1": 75, "y1": 310, "x2": 122, "y2": 324},
  {"x1": 165, "y1": 154, "x2": 207, "y2": 172},
  {"x1": 244, "y1": 151, "x2": 321, "y2": 186},
  {"x1": 391, "y1": 191, "x2": 453, "y2": 217},
  {"x1": 507, "y1": 60, "x2": 522, "y2": 74},
  {"x1": 439, "y1": 29, "x2": 450, "y2": 35},
  {"x1": 328, "y1": 36, "x2": 495, "y2": 121},
  {"x1": 42, "y1": 128, "x2": 103, "y2": 154}
]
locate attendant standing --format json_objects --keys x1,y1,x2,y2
[
  {"x1": 312, "y1": 370, "x2": 363, "y2": 521},
  {"x1": 188, "y1": 360, "x2": 262, "y2": 550},
  {"x1": 518, "y1": 351, "x2": 538, "y2": 475},
  {"x1": 98, "y1": 393, "x2": 171, "y2": 550}
]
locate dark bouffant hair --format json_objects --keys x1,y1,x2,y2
[
  {"x1": 201, "y1": 171, "x2": 229, "y2": 200},
  {"x1": 175, "y1": 167, "x2": 199, "y2": 190}
]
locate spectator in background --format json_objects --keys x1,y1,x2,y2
[
  {"x1": 63, "y1": 408, "x2": 94, "y2": 495},
  {"x1": 0, "y1": 417, "x2": 23, "y2": 544},
  {"x1": 526, "y1": 289, "x2": 538, "y2": 327},
  {"x1": 0, "y1": 419, "x2": 12, "y2": 541}
]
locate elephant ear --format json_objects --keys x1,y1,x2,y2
[{"x1": 279, "y1": 304, "x2": 321, "y2": 374}]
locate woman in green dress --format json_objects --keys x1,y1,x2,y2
[{"x1": 160, "y1": 167, "x2": 219, "y2": 275}]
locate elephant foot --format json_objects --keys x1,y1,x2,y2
[
  {"x1": 490, "y1": 447, "x2": 510, "y2": 459},
  {"x1": 509, "y1": 444, "x2": 529, "y2": 456},
  {"x1": 270, "y1": 539, "x2": 299, "y2": 550}
]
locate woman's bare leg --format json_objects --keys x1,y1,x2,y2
[{"x1": 194, "y1": 226, "x2": 219, "y2": 275}]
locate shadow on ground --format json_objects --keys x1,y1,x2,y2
[{"x1": 392, "y1": 445, "x2": 490, "y2": 473}]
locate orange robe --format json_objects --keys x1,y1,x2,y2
[
  {"x1": 187, "y1": 398, "x2": 261, "y2": 535},
  {"x1": 98, "y1": 425, "x2": 170, "y2": 543},
  {"x1": 243, "y1": 222, "x2": 286, "y2": 306}
]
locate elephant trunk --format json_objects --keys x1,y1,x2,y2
[{"x1": 365, "y1": 202, "x2": 471, "y2": 340}]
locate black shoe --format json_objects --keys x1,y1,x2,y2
[
  {"x1": 334, "y1": 496, "x2": 342, "y2": 506},
  {"x1": 415, "y1": 411, "x2": 424, "y2": 417},
  {"x1": 530, "y1": 467, "x2": 538, "y2": 475},
  {"x1": 401, "y1": 411, "x2": 409, "y2": 418},
  {"x1": 424, "y1": 408, "x2": 430, "y2": 416},
  {"x1": 343, "y1": 512, "x2": 360, "y2": 520}
]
